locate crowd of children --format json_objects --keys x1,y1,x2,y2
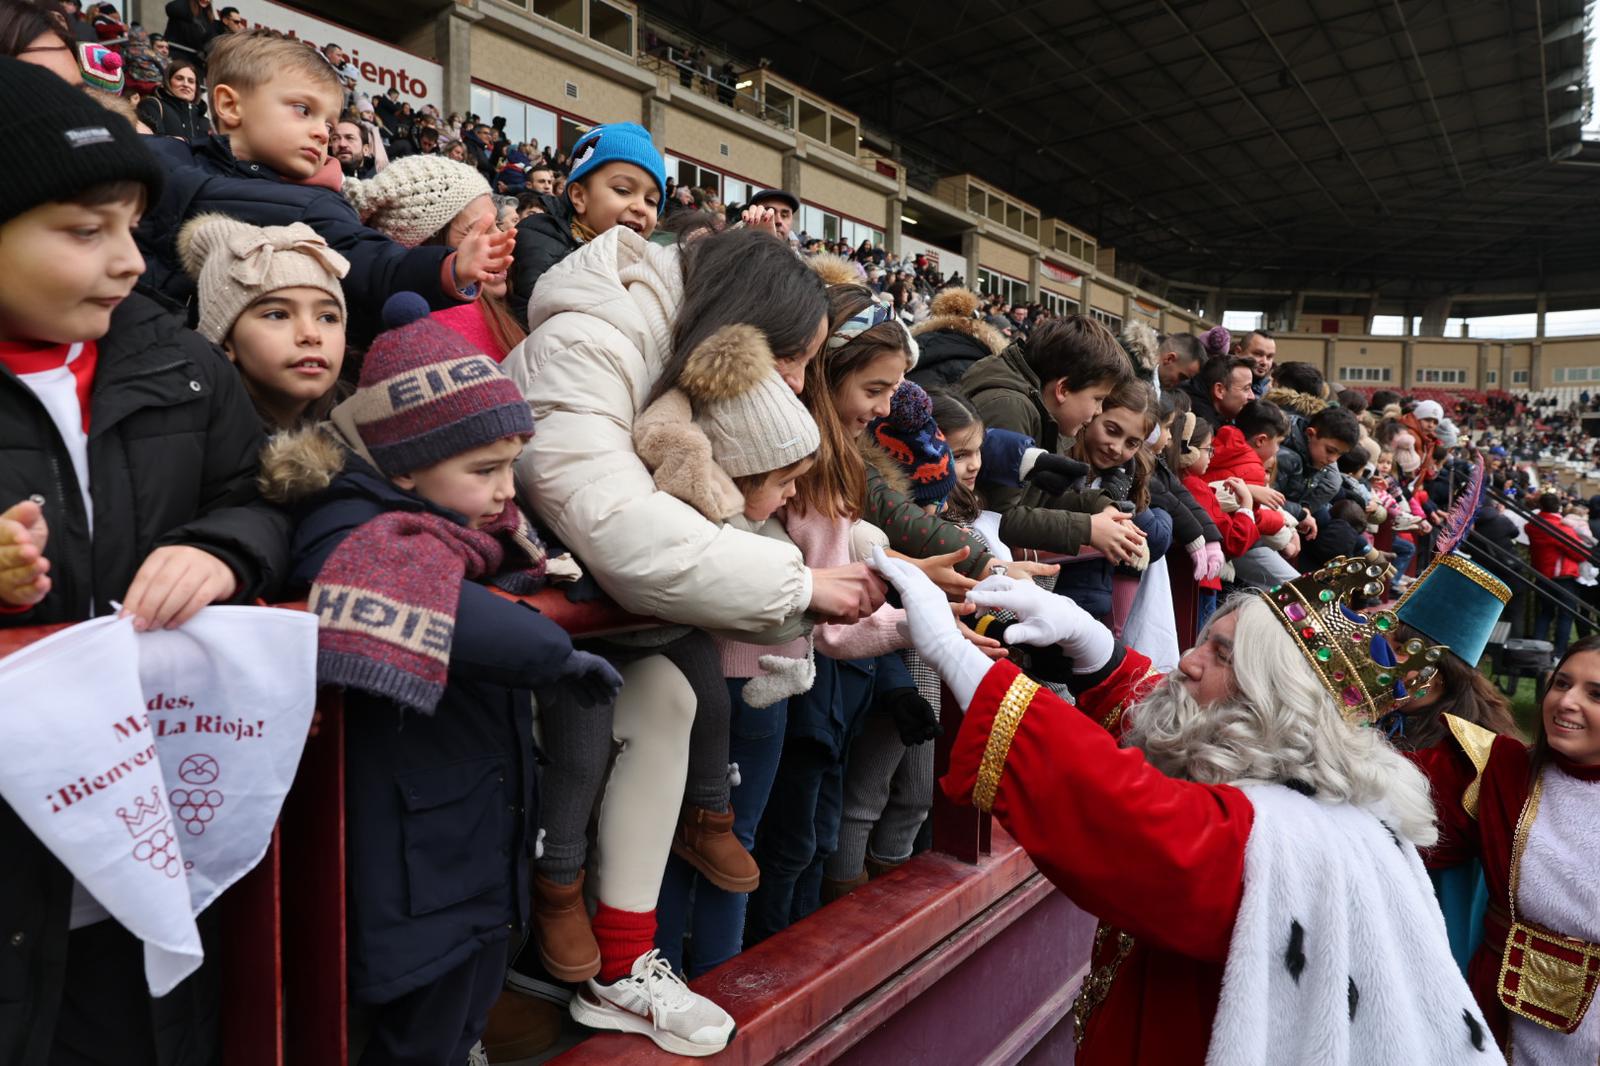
[{"x1": 1, "y1": 16, "x2": 1573, "y2": 1066}]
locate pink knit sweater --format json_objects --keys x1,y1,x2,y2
[{"x1": 718, "y1": 505, "x2": 906, "y2": 680}]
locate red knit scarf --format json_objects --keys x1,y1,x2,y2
[{"x1": 310, "y1": 501, "x2": 547, "y2": 713}]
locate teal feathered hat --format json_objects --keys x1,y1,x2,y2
[{"x1": 1394, "y1": 553, "x2": 1511, "y2": 667}]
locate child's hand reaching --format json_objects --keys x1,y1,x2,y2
[
  {"x1": 121, "y1": 546, "x2": 238, "y2": 630},
  {"x1": 740, "y1": 205, "x2": 777, "y2": 236},
  {"x1": 1088, "y1": 507, "x2": 1145, "y2": 564},
  {"x1": 0, "y1": 499, "x2": 50, "y2": 608},
  {"x1": 452, "y1": 214, "x2": 515, "y2": 292}
]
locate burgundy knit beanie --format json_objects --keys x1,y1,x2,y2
[{"x1": 351, "y1": 293, "x2": 534, "y2": 476}]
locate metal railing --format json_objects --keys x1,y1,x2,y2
[{"x1": 635, "y1": 46, "x2": 793, "y2": 130}]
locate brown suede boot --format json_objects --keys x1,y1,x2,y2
[
  {"x1": 821, "y1": 869, "x2": 870, "y2": 903},
  {"x1": 865, "y1": 855, "x2": 906, "y2": 880},
  {"x1": 533, "y1": 870, "x2": 601, "y2": 982},
  {"x1": 671, "y1": 804, "x2": 761, "y2": 893},
  {"x1": 479, "y1": 986, "x2": 563, "y2": 1062}
]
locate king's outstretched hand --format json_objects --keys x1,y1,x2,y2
[{"x1": 964, "y1": 574, "x2": 1115, "y2": 675}]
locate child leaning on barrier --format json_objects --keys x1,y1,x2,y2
[
  {"x1": 0, "y1": 58, "x2": 291, "y2": 1065},
  {"x1": 262, "y1": 293, "x2": 620, "y2": 1065}
]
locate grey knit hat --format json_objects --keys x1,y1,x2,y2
[
  {"x1": 344, "y1": 155, "x2": 492, "y2": 248},
  {"x1": 178, "y1": 214, "x2": 349, "y2": 345},
  {"x1": 678, "y1": 325, "x2": 819, "y2": 478}
]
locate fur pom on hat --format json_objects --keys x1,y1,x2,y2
[
  {"x1": 869, "y1": 380, "x2": 955, "y2": 506},
  {"x1": 678, "y1": 324, "x2": 773, "y2": 403},
  {"x1": 344, "y1": 155, "x2": 491, "y2": 248},
  {"x1": 929, "y1": 287, "x2": 982, "y2": 319},
  {"x1": 809, "y1": 253, "x2": 862, "y2": 286},
  {"x1": 1119, "y1": 321, "x2": 1160, "y2": 377}
]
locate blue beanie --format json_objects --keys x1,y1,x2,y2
[{"x1": 566, "y1": 122, "x2": 666, "y2": 200}]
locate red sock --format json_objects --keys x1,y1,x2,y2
[{"x1": 591, "y1": 903, "x2": 657, "y2": 983}]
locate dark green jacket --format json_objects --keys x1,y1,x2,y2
[{"x1": 959, "y1": 343, "x2": 1111, "y2": 555}]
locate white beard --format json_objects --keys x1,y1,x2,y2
[{"x1": 1120, "y1": 673, "x2": 1237, "y2": 783}]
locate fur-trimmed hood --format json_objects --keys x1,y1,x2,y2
[
  {"x1": 808, "y1": 253, "x2": 863, "y2": 287},
  {"x1": 257, "y1": 423, "x2": 351, "y2": 505},
  {"x1": 1264, "y1": 386, "x2": 1328, "y2": 418},
  {"x1": 911, "y1": 304, "x2": 1007, "y2": 357}
]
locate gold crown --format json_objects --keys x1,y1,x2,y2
[{"x1": 1260, "y1": 556, "x2": 1443, "y2": 723}]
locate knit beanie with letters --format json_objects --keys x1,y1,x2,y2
[
  {"x1": 679, "y1": 324, "x2": 819, "y2": 478},
  {"x1": 348, "y1": 293, "x2": 534, "y2": 477},
  {"x1": 0, "y1": 56, "x2": 164, "y2": 225},
  {"x1": 178, "y1": 214, "x2": 350, "y2": 344},
  {"x1": 344, "y1": 155, "x2": 491, "y2": 248},
  {"x1": 566, "y1": 121, "x2": 667, "y2": 200},
  {"x1": 870, "y1": 380, "x2": 955, "y2": 506}
]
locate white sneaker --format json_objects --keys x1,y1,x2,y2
[
  {"x1": 568, "y1": 949, "x2": 735, "y2": 1057},
  {"x1": 465, "y1": 1041, "x2": 488, "y2": 1066}
]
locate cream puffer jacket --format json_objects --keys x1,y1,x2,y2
[{"x1": 504, "y1": 227, "x2": 811, "y2": 636}]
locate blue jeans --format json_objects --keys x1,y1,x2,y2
[
  {"x1": 1535, "y1": 577, "x2": 1581, "y2": 658},
  {"x1": 655, "y1": 681, "x2": 787, "y2": 978},
  {"x1": 1196, "y1": 589, "x2": 1218, "y2": 631},
  {"x1": 747, "y1": 654, "x2": 893, "y2": 945},
  {"x1": 1389, "y1": 536, "x2": 1416, "y2": 594}
]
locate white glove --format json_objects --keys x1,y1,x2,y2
[
  {"x1": 964, "y1": 574, "x2": 1115, "y2": 673},
  {"x1": 869, "y1": 548, "x2": 993, "y2": 708}
]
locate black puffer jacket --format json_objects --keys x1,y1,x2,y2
[
  {"x1": 136, "y1": 135, "x2": 455, "y2": 340},
  {"x1": 509, "y1": 192, "x2": 581, "y2": 327},
  {"x1": 908, "y1": 328, "x2": 992, "y2": 389},
  {"x1": 0, "y1": 293, "x2": 289, "y2": 1066},
  {"x1": 136, "y1": 89, "x2": 210, "y2": 143},
  {"x1": 160, "y1": 0, "x2": 222, "y2": 68}
]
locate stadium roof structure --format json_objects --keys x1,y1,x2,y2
[{"x1": 649, "y1": 0, "x2": 1599, "y2": 302}]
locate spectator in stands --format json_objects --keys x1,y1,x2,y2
[
  {"x1": 527, "y1": 161, "x2": 556, "y2": 196},
  {"x1": 1209, "y1": 399, "x2": 1301, "y2": 587},
  {"x1": 1297, "y1": 498, "x2": 1380, "y2": 573},
  {"x1": 180, "y1": 214, "x2": 350, "y2": 429},
  {"x1": 150, "y1": 31, "x2": 169, "y2": 59},
  {"x1": 59, "y1": 0, "x2": 95, "y2": 42},
  {"x1": 0, "y1": 59, "x2": 289, "y2": 1064},
  {"x1": 508, "y1": 121, "x2": 664, "y2": 326},
  {"x1": 218, "y1": 5, "x2": 245, "y2": 32},
  {"x1": 0, "y1": 0, "x2": 82, "y2": 85},
  {"x1": 135, "y1": 31, "x2": 513, "y2": 340},
  {"x1": 1274, "y1": 403, "x2": 1359, "y2": 538},
  {"x1": 1155, "y1": 331, "x2": 1204, "y2": 392},
  {"x1": 1183, "y1": 353, "x2": 1255, "y2": 430},
  {"x1": 349, "y1": 155, "x2": 529, "y2": 363},
  {"x1": 906, "y1": 285, "x2": 1005, "y2": 389},
  {"x1": 161, "y1": 0, "x2": 221, "y2": 71},
  {"x1": 748, "y1": 187, "x2": 798, "y2": 240},
  {"x1": 1236, "y1": 327, "x2": 1276, "y2": 396},
  {"x1": 135, "y1": 57, "x2": 210, "y2": 142},
  {"x1": 1529, "y1": 491, "x2": 1590, "y2": 657},
  {"x1": 1403, "y1": 398, "x2": 1444, "y2": 479},
  {"x1": 270, "y1": 299, "x2": 621, "y2": 1066},
  {"x1": 331, "y1": 115, "x2": 381, "y2": 179},
  {"x1": 960, "y1": 315, "x2": 1146, "y2": 561}
]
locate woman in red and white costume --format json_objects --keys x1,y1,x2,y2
[{"x1": 869, "y1": 550, "x2": 1496, "y2": 1066}]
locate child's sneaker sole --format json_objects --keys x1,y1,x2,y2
[{"x1": 568, "y1": 988, "x2": 735, "y2": 1058}]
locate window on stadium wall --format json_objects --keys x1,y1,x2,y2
[
  {"x1": 1041, "y1": 291, "x2": 1079, "y2": 316},
  {"x1": 470, "y1": 84, "x2": 593, "y2": 156},
  {"x1": 796, "y1": 204, "x2": 883, "y2": 249},
  {"x1": 978, "y1": 268, "x2": 1029, "y2": 307},
  {"x1": 1089, "y1": 307, "x2": 1123, "y2": 333},
  {"x1": 661, "y1": 155, "x2": 764, "y2": 209}
]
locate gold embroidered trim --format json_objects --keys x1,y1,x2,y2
[
  {"x1": 1445, "y1": 714, "x2": 1496, "y2": 819},
  {"x1": 1072, "y1": 924, "x2": 1136, "y2": 1045},
  {"x1": 1101, "y1": 664, "x2": 1160, "y2": 733},
  {"x1": 1436, "y1": 552, "x2": 1512, "y2": 604},
  {"x1": 972, "y1": 674, "x2": 1041, "y2": 813}
]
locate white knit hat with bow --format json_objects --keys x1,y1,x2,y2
[
  {"x1": 178, "y1": 214, "x2": 350, "y2": 345},
  {"x1": 343, "y1": 155, "x2": 491, "y2": 248}
]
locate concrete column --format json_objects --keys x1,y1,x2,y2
[
  {"x1": 1205, "y1": 287, "x2": 1222, "y2": 322},
  {"x1": 1476, "y1": 343, "x2": 1490, "y2": 391},
  {"x1": 1028, "y1": 254, "x2": 1042, "y2": 302},
  {"x1": 1122, "y1": 290, "x2": 1134, "y2": 327},
  {"x1": 781, "y1": 151, "x2": 802, "y2": 200},
  {"x1": 1323, "y1": 337, "x2": 1336, "y2": 379},
  {"x1": 1289, "y1": 291, "x2": 1305, "y2": 333},
  {"x1": 1499, "y1": 344, "x2": 1513, "y2": 391},
  {"x1": 1536, "y1": 293, "x2": 1549, "y2": 338},
  {"x1": 433, "y1": 4, "x2": 483, "y2": 120},
  {"x1": 885, "y1": 197, "x2": 902, "y2": 254},
  {"x1": 1402, "y1": 339, "x2": 1416, "y2": 390},
  {"x1": 1419, "y1": 296, "x2": 1452, "y2": 337},
  {"x1": 961, "y1": 227, "x2": 981, "y2": 293},
  {"x1": 1531, "y1": 342, "x2": 1544, "y2": 393},
  {"x1": 1363, "y1": 291, "x2": 1379, "y2": 335},
  {"x1": 641, "y1": 90, "x2": 667, "y2": 139}
]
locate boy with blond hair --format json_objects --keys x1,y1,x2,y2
[{"x1": 136, "y1": 31, "x2": 511, "y2": 339}]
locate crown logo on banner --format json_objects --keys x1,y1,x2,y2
[
  {"x1": 117, "y1": 786, "x2": 166, "y2": 838},
  {"x1": 1261, "y1": 556, "x2": 1444, "y2": 723}
]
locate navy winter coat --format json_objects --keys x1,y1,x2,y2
[
  {"x1": 288, "y1": 455, "x2": 575, "y2": 1003},
  {"x1": 136, "y1": 135, "x2": 455, "y2": 339}
]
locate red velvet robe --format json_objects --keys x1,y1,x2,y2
[{"x1": 941, "y1": 653, "x2": 1254, "y2": 1065}]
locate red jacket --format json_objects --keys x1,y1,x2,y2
[
  {"x1": 1206, "y1": 425, "x2": 1266, "y2": 485},
  {"x1": 1526, "y1": 511, "x2": 1587, "y2": 580},
  {"x1": 1181, "y1": 472, "x2": 1262, "y2": 561},
  {"x1": 943, "y1": 653, "x2": 1254, "y2": 1065}
]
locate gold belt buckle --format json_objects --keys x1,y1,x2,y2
[{"x1": 1497, "y1": 918, "x2": 1600, "y2": 1034}]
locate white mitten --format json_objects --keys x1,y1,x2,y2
[
  {"x1": 869, "y1": 547, "x2": 992, "y2": 707},
  {"x1": 1127, "y1": 537, "x2": 1151, "y2": 572},
  {"x1": 964, "y1": 574, "x2": 1115, "y2": 673},
  {"x1": 1258, "y1": 523, "x2": 1294, "y2": 552},
  {"x1": 849, "y1": 519, "x2": 890, "y2": 563},
  {"x1": 1211, "y1": 481, "x2": 1240, "y2": 513},
  {"x1": 1218, "y1": 560, "x2": 1236, "y2": 583},
  {"x1": 741, "y1": 645, "x2": 817, "y2": 708}
]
